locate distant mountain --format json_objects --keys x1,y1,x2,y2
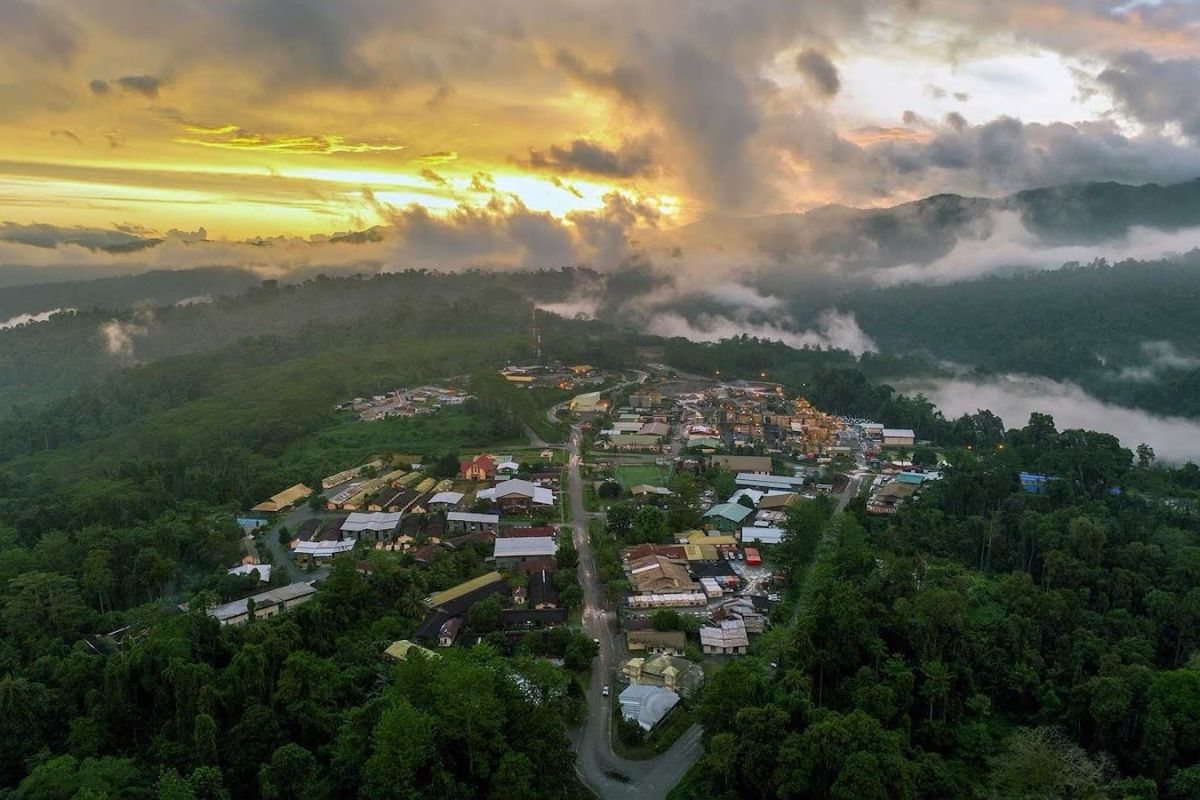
[
  {"x1": 0, "y1": 267, "x2": 262, "y2": 321},
  {"x1": 666, "y1": 177, "x2": 1200, "y2": 272}
]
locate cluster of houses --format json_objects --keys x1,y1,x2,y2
[
  {"x1": 676, "y1": 384, "x2": 842, "y2": 461},
  {"x1": 596, "y1": 406, "x2": 673, "y2": 453},
  {"x1": 411, "y1": 526, "x2": 565, "y2": 647},
  {"x1": 193, "y1": 581, "x2": 317, "y2": 626},
  {"x1": 250, "y1": 451, "x2": 563, "y2": 567},
  {"x1": 502, "y1": 363, "x2": 605, "y2": 392},
  {"x1": 336, "y1": 384, "x2": 472, "y2": 422},
  {"x1": 866, "y1": 469, "x2": 940, "y2": 514}
]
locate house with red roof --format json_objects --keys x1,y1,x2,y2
[{"x1": 459, "y1": 454, "x2": 496, "y2": 481}]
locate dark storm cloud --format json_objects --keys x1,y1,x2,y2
[
  {"x1": 776, "y1": 109, "x2": 1200, "y2": 202},
  {"x1": 524, "y1": 137, "x2": 657, "y2": 178},
  {"x1": 0, "y1": 0, "x2": 80, "y2": 67},
  {"x1": 1098, "y1": 50, "x2": 1200, "y2": 139},
  {"x1": 795, "y1": 49, "x2": 840, "y2": 97},
  {"x1": 0, "y1": 221, "x2": 146, "y2": 249},
  {"x1": 554, "y1": 48, "x2": 645, "y2": 105},
  {"x1": 229, "y1": 0, "x2": 377, "y2": 90},
  {"x1": 115, "y1": 74, "x2": 162, "y2": 97}
]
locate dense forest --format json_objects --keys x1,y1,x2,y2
[
  {"x1": 676, "y1": 415, "x2": 1200, "y2": 800},
  {"x1": 4, "y1": 268, "x2": 1200, "y2": 797},
  {"x1": 0, "y1": 291, "x2": 615, "y2": 796},
  {"x1": 0, "y1": 269, "x2": 586, "y2": 411}
]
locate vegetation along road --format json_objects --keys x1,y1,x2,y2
[{"x1": 565, "y1": 421, "x2": 704, "y2": 800}]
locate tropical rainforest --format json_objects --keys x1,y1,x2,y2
[{"x1": 0, "y1": 269, "x2": 1198, "y2": 798}]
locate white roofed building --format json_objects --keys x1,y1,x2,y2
[
  {"x1": 741, "y1": 526, "x2": 785, "y2": 545},
  {"x1": 619, "y1": 684, "x2": 681, "y2": 731},
  {"x1": 492, "y1": 536, "x2": 557, "y2": 569}
]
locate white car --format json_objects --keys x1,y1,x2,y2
[{"x1": 602, "y1": 685, "x2": 610, "y2": 697}]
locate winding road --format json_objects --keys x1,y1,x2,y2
[
  {"x1": 565, "y1": 421, "x2": 704, "y2": 800},
  {"x1": 557, "y1": 367, "x2": 868, "y2": 797}
]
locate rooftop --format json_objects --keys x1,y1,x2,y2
[
  {"x1": 493, "y1": 537, "x2": 558, "y2": 558},
  {"x1": 427, "y1": 571, "x2": 506, "y2": 608}
]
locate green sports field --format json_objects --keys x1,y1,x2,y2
[{"x1": 615, "y1": 463, "x2": 670, "y2": 489}]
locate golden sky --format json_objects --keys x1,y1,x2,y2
[{"x1": 0, "y1": 0, "x2": 1198, "y2": 254}]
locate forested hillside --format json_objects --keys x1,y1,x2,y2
[
  {"x1": 830, "y1": 254, "x2": 1200, "y2": 413},
  {"x1": 0, "y1": 289, "x2": 613, "y2": 796},
  {"x1": 0, "y1": 269, "x2": 584, "y2": 412},
  {"x1": 676, "y1": 416, "x2": 1200, "y2": 800},
  {"x1": 0, "y1": 267, "x2": 262, "y2": 321}
]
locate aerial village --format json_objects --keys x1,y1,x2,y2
[{"x1": 220, "y1": 360, "x2": 952, "y2": 739}]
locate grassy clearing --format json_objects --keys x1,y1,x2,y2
[{"x1": 615, "y1": 463, "x2": 669, "y2": 489}]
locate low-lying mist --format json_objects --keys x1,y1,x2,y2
[{"x1": 900, "y1": 373, "x2": 1200, "y2": 463}]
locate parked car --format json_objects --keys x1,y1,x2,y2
[{"x1": 602, "y1": 685, "x2": 610, "y2": 697}]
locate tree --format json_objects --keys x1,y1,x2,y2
[
  {"x1": 652, "y1": 609, "x2": 681, "y2": 631},
  {"x1": 1137, "y1": 443, "x2": 1157, "y2": 468},
  {"x1": 81, "y1": 548, "x2": 114, "y2": 613},
  {"x1": 193, "y1": 713, "x2": 218, "y2": 767},
  {"x1": 990, "y1": 727, "x2": 1110, "y2": 800},
  {"x1": 489, "y1": 752, "x2": 536, "y2": 800},
  {"x1": 362, "y1": 700, "x2": 436, "y2": 800},
  {"x1": 598, "y1": 480, "x2": 621, "y2": 499},
  {"x1": 2, "y1": 571, "x2": 88, "y2": 649},
  {"x1": 564, "y1": 635, "x2": 599, "y2": 670},
  {"x1": 259, "y1": 744, "x2": 324, "y2": 800},
  {"x1": 468, "y1": 595, "x2": 502, "y2": 633},
  {"x1": 632, "y1": 505, "x2": 669, "y2": 544},
  {"x1": 606, "y1": 501, "x2": 636, "y2": 539},
  {"x1": 432, "y1": 452, "x2": 461, "y2": 479}
]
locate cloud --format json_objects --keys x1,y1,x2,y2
[
  {"x1": 99, "y1": 304, "x2": 155, "y2": 361},
  {"x1": 0, "y1": 221, "x2": 147, "y2": 250},
  {"x1": 49, "y1": 128, "x2": 80, "y2": 145},
  {"x1": 875, "y1": 210, "x2": 1200, "y2": 285},
  {"x1": 1098, "y1": 50, "x2": 1200, "y2": 139},
  {"x1": 0, "y1": 0, "x2": 80, "y2": 67},
  {"x1": 1115, "y1": 341, "x2": 1200, "y2": 382},
  {"x1": 902, "y1": 372, "x2": 1200, "y2": 463},
  {"x1": 426, "y1": 85, "x2": 454, "y2": 108},
  {"x1": 173, "y1": 294, "x2": 212, "y2": 306},
  {"x1": 795, "y1": 49, "x2": 840, "y2": 97},
  {"x1": 0, "y1": 307, "x2": 73, "y2": 329},
  {"x1": 704, "y1": 282, "x2": 783, "y2": 311},
  {"x1": 647, "y1": 308, "x2": 877, "y2": 355},
  {"x1": 115, "y1": 74, "x2": 162, "y2": 97},
  {"x1": 415, "y1": 151, "x2": 459, "y2": 164},
  {"x1": 174, "y1": 127, "x2": 405, "y2": 154},
  {"x1": 419, "y1": 167, "x2": 448, "y2": 186},
  {"x1": 524, "y1": 136, "x2": 657, "y2": 178},
  {"x1": 88, "y1": 79, "x2": 109, "y2": 95},
  {"x1": 781, "y1": 111, "x2": 1200, "y2": 204}
]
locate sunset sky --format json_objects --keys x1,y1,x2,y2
[{"x1": 2, "y1": 0, "x2": 1200, "y2": 257}]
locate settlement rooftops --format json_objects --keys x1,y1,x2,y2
[
  {"x1": 205, "y1": 582, "x2": 316, "y2": 624},
  {"x1": 426, "y1": 571, "x2": 506, "y2": 608},
  {"x1": 704, "y1": 503, "x2": 754, "y2": 524},
  {"x1": 341, "y1": 511, "x2": 402, "y2": 532},
  {"x1": 493, "y1": 537, "x2": 558, "y2": 559},
  {"x1": 250, "y1": 483, "x2": 312, "y2": 513}
]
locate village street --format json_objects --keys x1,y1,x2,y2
[{"x1": 565, "y1": 422, "x2": 705, "y2": 800}]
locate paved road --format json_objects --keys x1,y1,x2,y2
[
  {"x1": 565, "y1": 422, "x2": 703, "y2": 800},
  {"x1": 263, "y1": 503, "x2": 331, "y2": 583}
]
